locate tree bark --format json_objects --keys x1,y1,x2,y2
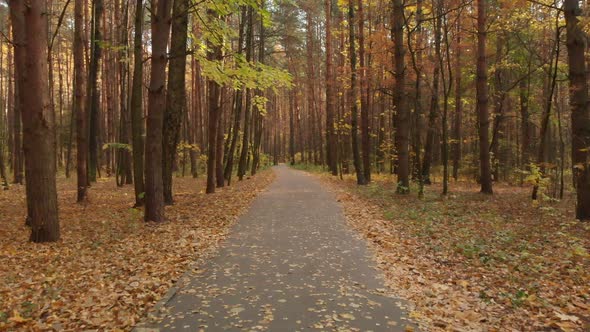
[
  {"x1": 74, "y1": 0, "x2": 88, "y2": 202},
  {"x1": 237, "y1": 7, "x2": 254, "y2": 181},
  {"x1": 216, "y1": 89, "x2": 225, "y2": 188},
  {"x1": 325, "y1": 0, "x2": 337, "y2": 175},
  {"x1": 88, "y1": 0, "x2": 103, "y2": 183},
  {"x1": 163, "y1": 0, "x2": 189, "y2": 204},
  {"x1": 130, "y1": 0, "x2": 145, "y2": 207},
  {"x1": 393, "y1": 0, "x2": 409, "y2": 193},
  {"x1": 358, "y1": 0, "x2": 371, "y2": 182},
  {"x1": 452, "y1": 17, "x2": 462, "y2": 181},
  {"x1": 422, "y1": 12, "x2": 441, "y2": 185},
  {"x1": 564, "y1": 0, "x2": 590, "y2": 220},
  {"x1": 9, "y1": 2, "x2": 24, "y2": 185},
  {"x1": 206, "y1": 9, "x2": 223, "y2": 193},
  {"x1": 251, "y1": 1, "x2": 266, "y2": 176},
  {"x1": 11, "y1": 0, "x2": 61, "y2": 242},
  {"x1": 476, "y1": 0, "x2": 493, "y2": 194},
  {"x1": 144, "y1": 0, "x2": 172, "y2": 222},
  {"x1": 349, "y1": 0, "x2": 366, "y2": 185},
  {"x1": 224, "y1": 7, "x2": 247, "y2": 184}
]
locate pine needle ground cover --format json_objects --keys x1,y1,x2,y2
[
  {"x1": 0, "y1": 170, "x2": 274, "y2": 330},
  {"x1": 316, "y1": 172, "x2": 590, "y2": 331}
]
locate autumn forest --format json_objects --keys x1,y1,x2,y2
[{"x1": 0, "y1": 0, "x2": 589, "y2": 330}]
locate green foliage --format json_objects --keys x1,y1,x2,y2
[
  {"x1": 502, "y1": 289, "x2": 529, "y2": 308},
  {"x1": 102, "y1": 142, "x2": 131, "y2": 151},
  {"x1": 289, "y1": 163, "x2": 325, "y2": 173},
  {"x1": 177, "y1": 141, "x2": 200, "y2": 154},
  {"x1": 199, "y1": 55, "x2": 293, "y2": 92},
  {"x1": 524, "y1": 163, "x2": 551, "y2": 202},
  {"x1": 253, "y1": 95, "x2": 269, "y2": 115},
  {"x1": 189, "y1": 1, "x2": 293, "y2": 94}
]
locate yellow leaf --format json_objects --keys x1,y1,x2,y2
[{"x1": 8, "y1": 310, "x2": 29, "y2": 324}]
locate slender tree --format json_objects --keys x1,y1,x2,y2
[
  {"x1": 393, "y1": 0, "x2": 409, "y2": 193},
  {"x1": 358, "y1": 0, "x2": 371, "y2": 183},
  {"x1": 74, "y1": 0, "x2": 88, "y2": 202},
  {"x1": 452, "y1": 16, "x2": 462, "y2": 181},
  {"x1": 325, "y1": 0, "x2": 337, "y2": 175},
  {"x1": 476, "y1": 0, "x2": 493, "y2": 194},
  {"x1": 144, "y1": 0, "x2": 172, "y2": 222},
  {"x1": 564, "y1": 0, "x2": 590, "y2": 220},
  {"x1": 130, "y1": 0, "x2": 145, "y2": 207},
  {"x1": 237, "y1": 7, "x2": 254, "y2": 181},
  {"x1": 163, "y1": 0, "x2": 189, "y2": 204},
  {"x1": 88, "y1": 0, "x2": 104, "y2": 182},
  {"x1": 206, "y1": 8, "x2": 223, "y2": 193},
  {"x1": 8, "y1": 11, "x2": 23, "y2": 185},
  {"x1": 349, "y1": 0, "x2": 366, "y2": 185}
]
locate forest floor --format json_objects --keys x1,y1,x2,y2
[
  {"x1": 0, "y1": 170, "x2": 274, "y2": 331},
  {"x1": 296, "y1": 166, "x2": 590, "y2": 332}
]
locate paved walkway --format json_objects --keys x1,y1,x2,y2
[{"x1": 136, "y1": 166, "x2": 415, "y2": 331}]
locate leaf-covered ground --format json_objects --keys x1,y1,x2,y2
[
  {"x1": 0, "y1": 170, "x2": 274, "y2": 331},
  {"x1": 315, "y1": 172, "x2": 590, "y2": 331}
]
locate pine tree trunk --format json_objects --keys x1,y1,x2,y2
[
  {"x1": 206, "y1": 9, "x2": 222, "y2": 194},
  {"x1": 533, "y1": 24, "x2": 560, "y2": 201},
  {"x1": 251, "y1": 2, "x2": 266, "y2": 176},
  {"x1": 74, "y1": 0, "x2": 88, "y2": 202},
  {"x1": 13, "y1": 0, "x2": 61, "y2": 242},
  {"x1": 325, "y1": 0, "x2": 337, "y2": 175},
  {"x1": 564, "y1": 0, "x2": 590, "y2": 220},
  {"x1": 216, "y1": 89, "x2": 225, "y2": 188},
  {"x1": 476, "y1": 0, "x2": 493, "y2": 194},
  {"x1": 452, "y1": 18, "x2": 462, "y2": 181},
  {"x1": 358, "y1": 0, "x2": 371, "y2": 183},
  {"x1": 224, "y1": 9, "x2": 246, "y2": 184},
  {"x1": 9, "y1": 3, "x2": 24, "y2": 185},
  {"x1": 88, "y1": 0, "x2": 103, "y2": 183},
  {"x1": 237, "y1": 7, "x2": 254, "y2": 181},
  {"x1": 393, "y1": 0, "x2": 409, "y2": 193},
  {"x1": 144, "y1": 0, "x2": 172, "y2": 222},
  {"x1": 130, "y1": 0, "x2": 145, "y2": 207},
  {"x1": 163, "y1": 0, "x2": 189, "y2": 204}
]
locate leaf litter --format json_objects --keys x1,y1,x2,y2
[
  {"x1": 316, "y1": 173, "x2": 590, "y2": 331},
  {"x1": 0, "y1": 170, "x2": 275, "y2": 331}
]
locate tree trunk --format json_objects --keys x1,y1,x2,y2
[
  {"x1": 289, "y1": 89, "x2": 296, "y2": 165},
  {"x1": 452, "y1": 17, "x2": 462, "y2": 181},
  {"x1": 163, "y1": 0, "x2": 189, "y2": 204},
  {"x1": 11, "y1": 0, "x2": 61, "y2": 242},
  {"x1": 325, "y1": 0, "x2": 337, "y2": 175},
  {"x1": 564, "y1": 0, "x2": 590, "y2": 220},
  {"x1": 88, "y1": 0, "x2": 103, "y2": 183},
  {"x1": 476, "y1": 0, "x2": 493, "y2": 194},
  {"x1": 224, "y1": 7, "x2": 246, "y2": 184},
  {"x1": 130, "y1": 0, "x2": 145, "y2": 207},
  {"x1": 422, "y1": 18, "x2": 441, "y2": 185},
  {"x1": 206, "y1": 9, "x2": 223, "y2": 193},
  {"x1": 393, "y1": 0, "x2": 409, "y2": 193},
  {"x1": 74, "y1": 0, "x2": 88, "y2": 202},
  {"x1": 358, "y1": 0, "x2": 371, "y2": 182},
  {"x1": 216, "y1": 89, "x2": 225, "y2": 188},
  {"x1": 520, "y1": 78, "x2": 532, "y2": 173},
  {"x1": 533, "y1": 21, "x2": 560, "y2": 201},
  {"x1": 144, "y1": 0, "x2": 172, "y2": 222},
  {"x1": 349, "y1": 0, "x2": 366, "y2": 185},
  {"x1": 237, "y1": 7, "x2": 254, "y2": 181},
  {"x1": 251, "y1": 1, "x2": 266, "y2": 176},
  {"x1": 9, "y1": 2, "x2": 24, "y2": 185}
]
